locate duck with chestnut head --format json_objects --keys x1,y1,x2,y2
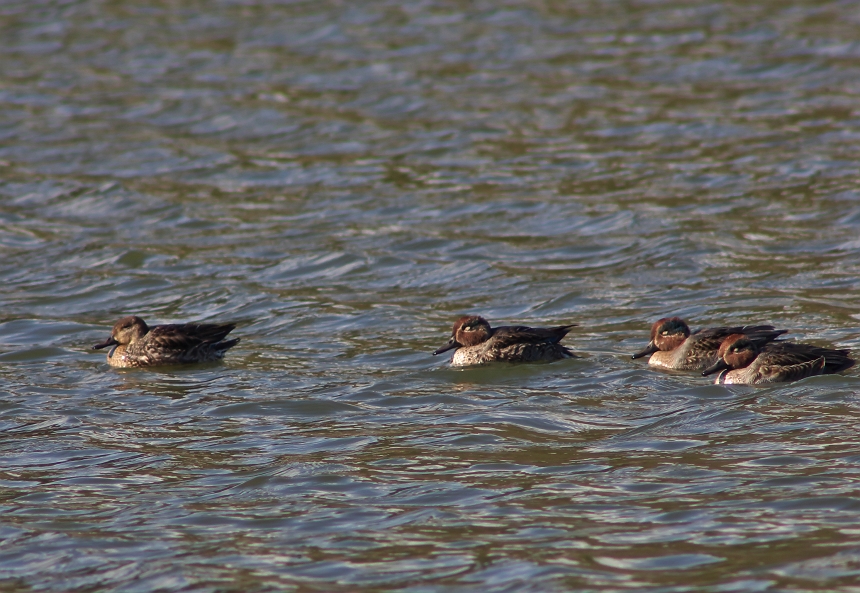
[
  {"x1": 631, "y1": 317, "x2": 787, "y2": 371},
  {"x1": 701, "y1": 334, "x2": 854, "y2": 384},
  {"x1": 433, "y1": 315, "x2": 576, "y2": 366}
]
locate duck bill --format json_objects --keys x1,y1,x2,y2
[
  {"x1": 433, "y1": 338, "x2": 459, "y2": 356},
  {"x1": 93, "y1": 337, "x2": 118, "y2": 351},
  {"x1": 631, "y1": 342, "x2": 659, "y2": 360},
  {"x1": 702, "y1": 359, "x2": 730, "y2": 376}
]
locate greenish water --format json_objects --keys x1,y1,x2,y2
[{"x1": 2, "y1": 0, "x2": 860, "y2": 591}]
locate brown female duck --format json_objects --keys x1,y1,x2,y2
[{"x1": 93, "y1": 316, "x2": 239, "y2": 368}]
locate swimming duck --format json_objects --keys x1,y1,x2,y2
[
  {"x1": 93, "y1": 316, "x2": 239, "y2": 368},
  {"x1": 631, "y1": 317, "x2": 787, "y2": 371},
  {"x1": 701, "y1": 334, "x2": 854, "y2": 384},
  {"x1": 433, "y1": 315, "x2": 576, "y2": 366}
]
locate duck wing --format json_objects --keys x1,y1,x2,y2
[
  {"x1": 757, "y1": 356, "x2": 825, "y2": 383},
  {"x1": 490, "y1": 324, "x2": 576, "y2": 349},
  {"x1": 146, "y1": 323, "x2": 237, "y2": 353},
  {"x1": 758, "y1": 342, "x2": 853, "y2": 374},
  {"x1": 742, "y1": 325, "x2": 789, "y2": 347},
  {"x1": 689, "y1": 325, "x2": 785, "y2": 351}
]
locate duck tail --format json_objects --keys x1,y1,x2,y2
[
  {"x1": 822, "y1": 349, "x2": 854, "y2": 374},
  {"x1": 216, "y1": 337, "x2": 240, "y2": 352}
]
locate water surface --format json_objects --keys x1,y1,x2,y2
[{"x1": 2, "y1": 0, "x2": 860, "y2": 591}]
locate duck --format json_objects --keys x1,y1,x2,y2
[
  {"x1": 433, "y1": 315, "x2": 576, "y2": 366},
  {"x1": 631, "y1": 317, "x2": 787, "y2": 371},
  {"x1": 701, "y1": 334, "x2": 854, "y2": 384},
  {"x1": 93, "y1": 316, "x2": 239, "y2": 368}
]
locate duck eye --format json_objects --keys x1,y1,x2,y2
[{"x1": 661, "y1": 331, "x2": 669, "y2": 336}]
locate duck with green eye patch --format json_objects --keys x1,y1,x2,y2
[
  {"x1": 702, "y1": 334, "x2": 854, "y2": 384},
  {"x1": 434, "y1": 315, "x2": 577, "y2": 367},
  {"x1": 632, "y1": 317, "x2": 787, "y2": 371}
]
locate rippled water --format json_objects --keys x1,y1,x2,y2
[{"x1": 3, "y1": 0, "x2": 860, "y2": 590}]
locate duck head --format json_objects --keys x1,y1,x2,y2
[
  {"x1": 433, "y1": 315, "x2": 492, "y2": 355},
  {"x1": 93, "y1": 316, "x2": 150, "y2": 358},
  {"x1": 631, "y1": 317, "x2": 690, "y2": 359},
  {"x1": 701, "y1": 334, "x2": 759, "y2": 376}
]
